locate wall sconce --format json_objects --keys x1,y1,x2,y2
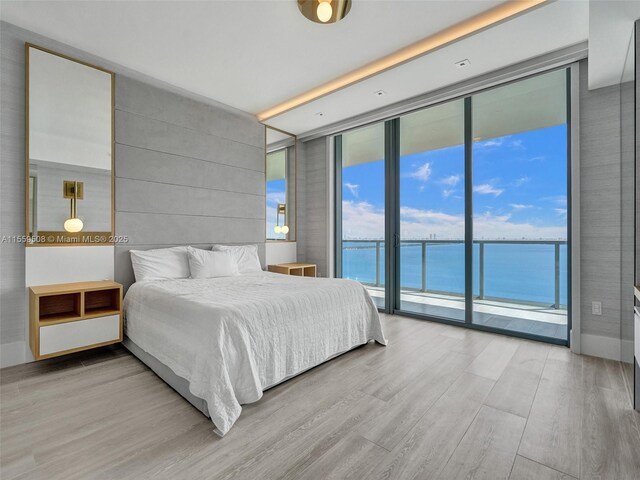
[
  {"x1": 274, "y1": 203, "x2": 289, "y2": 235},
  {"x1": 63, "y1": 180, "x2": 84, "y2": 233}
]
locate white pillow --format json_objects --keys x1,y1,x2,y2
[
  {"x1": 130, "y1": 246, "x2": 190, "y2": 282},
  {"x1": 187, "y1": 247, "x2": 238, "y2": 279},
  {"x1": 211, "y1": 244, "x2": 262, "y2": 274}
]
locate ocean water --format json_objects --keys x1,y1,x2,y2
[{"x1": 342, "y1": 242, "x2": 568, "y2": 306}]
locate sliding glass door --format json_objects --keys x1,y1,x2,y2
[
  {"x1": 398, "y1": 100, "x2": 466, "y2": 320},
  {"x1": 335, "y1": 67, "x2": 571, "y2": 344},
  {"x1": 471, "y1": 69, "x2": 569, "y2": 339},
  {"x1": 336, "y1": 122, "x2": 386, "y2": 309}
]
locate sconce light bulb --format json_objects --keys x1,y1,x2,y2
[
  {"x1": 274, "y1": 225, "x2": 282, "y2": 234},
  {"x1": 64, "y1": 217, "x2": 84, "y2": 233},
  {"x1": 317, "y1": 1, "x2": 332, "y2": 22},
  {"x1": 281, "y1": 225, "x2": 290, "y2": 234}
]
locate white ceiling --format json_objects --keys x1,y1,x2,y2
[
  {"x1": 588, "y1": 0, "x2": 640, "y2": 89},
  {"x1": 0, "y1": 0, "x2": 634, "y2": 138},
  {"x1": 268, "y1": 0, "x2": 588, "y2": 134},
  {"x1": 1, "y1": 0, "x2": 505, "y2": 113}
]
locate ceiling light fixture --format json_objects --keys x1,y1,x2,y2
[
  {"x1": 298, "y1": 0, "x2": 351, "y2": 25},
  {"x1": 259, "y1": 0, "x2": 546, "y2": 121},
  {"x1": 317, "y1": 1, "x2": 332, "y2": 23}
]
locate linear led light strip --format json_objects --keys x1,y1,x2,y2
[{"x1": 257, "y1": 0, "x2": 547, "y2": 122}]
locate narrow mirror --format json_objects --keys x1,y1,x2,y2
[
  {"x1": 265, "y1": 126, "x2": 296, "y2": 241},
  {"x1": 26, "y1": 44, "x2": 114, "y2": 245}
]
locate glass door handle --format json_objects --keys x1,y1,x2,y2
[{"x1": 394, "y1": 233, "x2": 400, "y2": 248}]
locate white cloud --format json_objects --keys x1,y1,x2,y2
[
  {"x1": 512, "y1": 176, "x2": 530, "y2": 187},
  {"x1": 440, "y1": 174, "x2": 461, "y2": 186},
  {"x1": 442, "y1": 189, "x2": 455, "y2": 199},
  {"x1": 475, "y1": 135, "x2": 525, "y2": 151},
  {"x1": 473, "y1": 184, "x2": 504, "y2": 196},
  {"x1": 541, "y1": 195, "x2": 567, "y2": 207},
  {"x1": 267, "y1": 191, "x2": 286, "y2": 205},
  {"x1": 473, "y1": 212, "x2": 565, "y2": 240},
  {"x1": 509, "y1": 203, "x2": 533, "y2": 210},
  {"x1": 341, "y1": 201, "x2": 566, "y2": 240},
  {"x1": 476, "y1": 138, "x2": 504, "y2": 148},
  {"x1": 344, "y1": 182, "x2": 359, "y2": 197},
  {"x1": 555, "y1": 208, "x2": 567, "y2": 219},
  {"x1": 341, "y1": 201, "x2": 385, "y2": 239},
  {"x1": 408, "y1": 162, "x2": 432, "y2": 182}
]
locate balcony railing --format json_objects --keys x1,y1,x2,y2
[{"x1": 342, "y1": 239, "x2": 567, "y2": 309}]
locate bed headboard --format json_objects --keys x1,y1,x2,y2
[
  {"x1": 112, "y1": 75, "x2": 267, "y2": 294},
  {"x1": 115, "y1": 243, "x2": 266, "y2": 294}
]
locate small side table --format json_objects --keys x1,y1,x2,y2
[
  {"x1": 29, "y1": 280, "x2": 123, "y2": 360},
  {"x1": 268, "y1": 263, "x2": 317, "y2": 277}
]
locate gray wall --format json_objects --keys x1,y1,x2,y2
[
  {"x1": 0, "y1": 24, "x2": 28, "y2": 348},
  {"x1": 296, "y1": 137, "x2": 329, "y2": 277},
  {"x1": 636, "y1": 20, "x2": 640, "y2": 299},
  {"x1": 114, "y1": 76, "x2": 265, "y2": 290},
  {"x1": 0, "y1": 22, "x2": 265, "y2": 357},
  {"x1": 580, "y1": 60, "x2": 635, "y2": 346}
]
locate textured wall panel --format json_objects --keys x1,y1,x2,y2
[
  {"x1": 115, "y1": 144, "x2": 265, "y2": 196},
  {"x1": 114, "y1": 75, "x2": 265, "y2": 292},
  {"x1": 579, "y1": 59, "x2": 634, "y2": 342},
  {"x1": 115, "y1": 110, "x2": 263, "y2": 172},
  {"x1": 1, "y1": 25, "x2": 27, "y2": 346},
  {"x1": 296, "y1": 137, "x2": 329, "y2": 277}
]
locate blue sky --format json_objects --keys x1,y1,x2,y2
[
  {"x1": 341, "y1": 125, "x2": 568, "y2": 240},
  {"x1": 266, "y1": 178, "x2": 286, "y2": 240}
]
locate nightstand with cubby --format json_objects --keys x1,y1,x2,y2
[
  {"x1": 29, "y1": 280, "x2": 123, "y2": 360},
  {"x1": 267, "y1": 263, "x2": 317, "y2": 277}
]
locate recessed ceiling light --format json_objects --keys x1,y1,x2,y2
[
  {"x1": 455, "y1": 59, "x2": 471, "y2": 68},
  {"x1": 374, "y1": 90, "x2": 386, "y2": 97}
]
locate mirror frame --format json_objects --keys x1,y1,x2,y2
[
  {"x1": 25, "y1": 43, "x2": 115, "y2": 247},
  {"x1": 265, "y1": 125, "x2": 297, "y2": 243}
]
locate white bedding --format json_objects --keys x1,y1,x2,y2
[{"x1": 124, "y1": 271, "x2": 386, "y2": 436}]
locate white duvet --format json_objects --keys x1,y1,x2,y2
[{"x1": 124, "y1": 271, "x2": 386, "y2": 435}]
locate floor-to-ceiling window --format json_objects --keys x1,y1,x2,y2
[
  {"x1": 335, "y1": 67, "x2": 570, "y2": 344},
  {"x1": 336, "y1": 121, "x2": 386, "y2": 308},
  {"x1": 399, "y1": 99, "x2": 466, "y2": 320},
  {"x1": 471, "y1": 69, "x2": 568, "y2": 340}
]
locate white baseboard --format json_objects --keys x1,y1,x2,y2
[
  {"x1": 581, "y1": 333, "x2": 634, "y2": 363},
  {"x1": 1, "y1": 341, "x2": 26, "y2": 368}
]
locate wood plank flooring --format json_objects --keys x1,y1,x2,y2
[{"x1": 1, "y1": 314, "x2": 639, "y2": 480}]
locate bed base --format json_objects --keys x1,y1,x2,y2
[
  {"x1": 123, "y1": 336, "x2": 210, "y2": 417},
  {"x1": 123, "y1": 336, "x2": 373, "y2": 422}
]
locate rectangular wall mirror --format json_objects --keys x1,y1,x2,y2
[
  {"x1": 266, "y1": 126, "x2": 296, "y2": 242},
  {"x1": 26, "y1": 44, "x2": 114, "y2": 246}
]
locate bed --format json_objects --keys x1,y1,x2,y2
[{"x1": 123, "y1": 270, "x2": 386, "y2": 436}]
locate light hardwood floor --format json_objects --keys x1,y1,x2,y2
[{"x1": 1, "y1": 314, "x2": 639, "y2": 480}]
